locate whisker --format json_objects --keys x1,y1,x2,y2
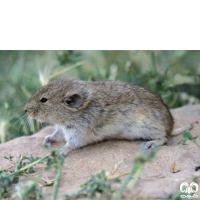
[
  {"x1": 23, "y1": 114, "x2": 30, "y2": 134},
  {"x1": 15, "y1": 113, "x2": 27, "y2": 126},
  {"x1": 23, "y1": 123, "x2": 28, "y2": 134},
  {"x1": 27, "y1": 116, "x2": 31, "y2": 131},
  {"x1": 28, "y1": 116, "x2": 35, "y2": 133},
  {"x1": 18, "y1": 113, "x2": 27, "y2": 132}
]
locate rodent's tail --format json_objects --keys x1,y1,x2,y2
[{"x1": 171, "y1": 123, "x2": 195, "y2": 136}]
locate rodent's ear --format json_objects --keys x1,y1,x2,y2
[{"x1": 62, "y1": 94, "x2": 83, "y2": 110}]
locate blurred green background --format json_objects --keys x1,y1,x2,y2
[{"x1": 0, "y1": 50, "x2": 200, "y2": 143}]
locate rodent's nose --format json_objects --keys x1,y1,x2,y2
[{"x1": 24, "y1": 104, "x2": 36, "y2": 115}]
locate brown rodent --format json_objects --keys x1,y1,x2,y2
[{"x1": 24, "y1": 78, "x2": 193, "y2": 156}]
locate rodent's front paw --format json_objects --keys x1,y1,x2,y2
[{"x1": 43, "y1": 135, "x2": 55, "y2": 144}]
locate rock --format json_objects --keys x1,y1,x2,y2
[{"x1": 0, "y1": 104, "x2": 200, "y2": 199}]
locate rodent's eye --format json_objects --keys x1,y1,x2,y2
[{"x1": 40, "y1": 98, "x2": 48, "y2": 103}]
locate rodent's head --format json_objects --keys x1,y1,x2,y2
[{"x1": 24, "y1": 78, "x2": 91, "y2": 124}]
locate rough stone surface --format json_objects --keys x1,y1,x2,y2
[{"x1": 1, "y1": 104, "x2": 200, "y2": 199}]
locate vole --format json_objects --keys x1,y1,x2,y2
[{"x1": 24, "y1": 78, "x2": 193, "y2": 156}]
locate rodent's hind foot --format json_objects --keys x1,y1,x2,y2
[
  {"x1": 43, "y1": 135, "x2": 56, "y2": 144},
  {"x1": 140, "y1": 141, "x2": 156, "y2": 150},
  {"x1": 140, "y1": 137, "x2": 167, "y2": 150}
]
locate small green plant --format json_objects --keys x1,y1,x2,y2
[
  {"x1": 179, "y1": 131, "x2": 200, "y2": 149},
  {"x1": 5, "y1": 154, "x2": 45, "y2": 176},
  {"x1": 0, "y1": 154, "x2": 46, "y2": 198},
  {"x1": 12, "y1": 181, "x2": 43, "y2": 200},
  {"x1": 63, "y1": 170, "x2": 121, "y2": 200},
  {"x1": 1, "y1": 149, "x2": 65, "y2": 200},
  {"x1": 45, "y1": 150, "x2": 65, "y2": 200},
  {"x1": 0, "y1": 170, "x2": 19, "y2": 199}
]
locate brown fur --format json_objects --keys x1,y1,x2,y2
[{"x1": 24, "y1": 78, "x2": 174, "y2": 155}]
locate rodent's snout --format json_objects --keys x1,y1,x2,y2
[
  {"x1": 24, "y1": 104, "x2": 28, "y2": 112},
  {"x1": 23, "y1": 104, "x2": 36, "y2": 116}
]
